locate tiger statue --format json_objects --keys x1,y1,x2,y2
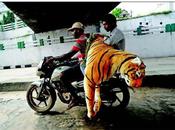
[{"x1": 84, "y1": 35, "x2": 146, "y2": 119}]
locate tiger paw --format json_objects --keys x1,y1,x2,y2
[
  {"x1": 93, "y1": 99, "x2": 101, "y2": 113},
  {"x1": 84, "y1": 113, "x2": 100, "y2": 124},
  {"x1": 87, "y1": 110, "x2": 96, "y2": 119}
]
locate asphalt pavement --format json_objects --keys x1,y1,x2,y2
[{"x1": 0, "y1": 87, "x2": 174, "y2": 129}]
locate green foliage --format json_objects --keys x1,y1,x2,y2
[
  {"x1": 3, "y1": 14, "x2": 6, "y2": 24},
  {"x1": 0, "y1": 11, "x2": 15, "y2": 25},
  {"x1": 112, "y1": 8, "x2": 122, "y2": 17},
  {"x1": 111, "y1": 8, "x2": 130, "y2": 19}
]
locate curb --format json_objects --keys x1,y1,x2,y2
[
  {"x1": 0, "y1": 64, "x2": 37, "y2": 70},
  {"x1": 143, "y1": 74, "x2": 175, "y2": 88},
  {"x1": 0, "y1": 75, "x2": 175, "y2": 92},
  {"x1": 0, "y1": 82, "x2": 32, "y2": 92}
]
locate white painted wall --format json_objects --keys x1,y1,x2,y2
[
  {"x1": 1, "y1": 12, "x2": 175, "y2": 68},
  {"x1": 0, "y1": 26, "x2": 33, "y2": 40},
  {"x1": 125, "y1": 32, "x2": 175, "y2": 57},
  {"x1": 101, "y1": 11, "x2": 175, "y2": 58},
  {"x1": 0, "y1": 42, "x2": 74, "y2": 67},
  {"x1": 117, "y1": 12, "x2": 175, "y2": 31},
  {"x1": 0, "y1": 25, "x2": 97, "y2": 68}
]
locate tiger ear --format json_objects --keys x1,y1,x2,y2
[{"x1": 131, "y1": 57, "x2": 141, "y2": 65}]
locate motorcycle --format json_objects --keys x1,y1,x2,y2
[{"x1": 26, "y1": 57, "x2": 130, "y2": 113}]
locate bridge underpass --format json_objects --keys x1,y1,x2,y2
[
  {"x1": 4, "y1": 2, "x2": 119, "y2": 33},
  {"x1": 1, "y1": 2, "x2": 175, "y2": 129}
]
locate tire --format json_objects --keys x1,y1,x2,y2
[
  {"x1": 102, "y1": 79, "x2": 130, "y2": 109},
  {"x1": 26, "y1": 84, "x2": 56, "y2": 113},
  {"x1": 113, "y1": 84, "x2": 130, "y2": 109}
]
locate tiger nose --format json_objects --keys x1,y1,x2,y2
[
  {"x1": 135, "y1": 84, "x2": 140, "y2": 88},
  {"x1": 136, "y1": 82, "x2": 142, "y2": 88},
  {"x1": 132, "y1": 81, "x2": 141, "y2": 88}
]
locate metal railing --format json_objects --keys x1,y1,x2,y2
[
  {"x1": 0, "y1": 36, "x2": 76, "y2": 50},
  {"x1": 1, "y1": 25, "x2": 175, "y2": 51},
  {"x1": 0, "y1": 20, "x2": 27, "y2": 32}
]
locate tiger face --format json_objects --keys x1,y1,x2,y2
[{"x1": 121, "y1": 57, "x2": 146, "y2": 88}]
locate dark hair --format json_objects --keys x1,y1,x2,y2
[{"x1": 102, "y1": 14, "x2": 116, "y2": 24}]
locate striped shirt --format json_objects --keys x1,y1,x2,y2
[{"x1": 72, "y1": 34, "x2": 87, "y2": 60}]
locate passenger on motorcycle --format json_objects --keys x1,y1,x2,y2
[
  {"x1": 48, "y1": 22, "x2": 88, "y2": 110},
  {"x1": 102, "y1": 14, "x2": 125, "y2": 51}
]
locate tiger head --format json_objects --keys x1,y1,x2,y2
[{"x1": 120, "y1": 57, "x2": 146, "y2": 88}]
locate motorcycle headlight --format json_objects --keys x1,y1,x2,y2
[
  {"x1": 36, "y1": 60, "x2": 45, "y2": 77},
  {"x1": 38, "y1": 60, "x2": 44, "y2": 69}
]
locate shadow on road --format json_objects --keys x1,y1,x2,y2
[
  {"x1": 143, "y1": 74, "x2": 175, "y2": 88},
  {"x1": 85, "y1": 106, "x2": 175, "y2": 129},
  {"x1": 35, "y1": 111, "x2": 62, "y2": 116}
]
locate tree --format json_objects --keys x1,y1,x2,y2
[
  {"x1": 2, "y1": 11, "x2": 15, "y2": 24},
  {"x1": 112, "y1": 8, "x2": 122, "y2": 18},
  {"x1": 8, "y1": 11, "x2": 15, "y2": 23},
  {"x1": 112, "y1": 8, "x2": 130, "y2": 19},
  {"x1": 3, "y1": 14, "x2": 7, "y2": 24}
]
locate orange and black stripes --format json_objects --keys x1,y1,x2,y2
[{"x1": 84, "y1": 36, "x2": 145, "y2": 118}]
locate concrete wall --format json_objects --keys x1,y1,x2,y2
[
  {"x1": 0, "y1": 25, "x2": 97, "y2": 69},
  {"x1": 101, "y1": 11, "x2": 175, "y2": 58},
  {"x1": 117, "y1": 12, "x2": 175, "y2": 31},
  {"x1": 1, "y1": 12, "x2": 175, "y2": 69},
  {"x1": 125, "y1": 32, "x2": 175, "y2": 57},
  {"x1": 0, "y1": 42, "x2": 74, "y2": 69},
  {"x1": 0, "y1": 26, "x2": 33, "y2": 40}
]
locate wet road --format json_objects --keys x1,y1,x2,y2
[{"x1": 0, "y1": 86, "x2": 175, "y2": 130}]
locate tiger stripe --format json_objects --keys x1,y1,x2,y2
[{"x1": 84, "y1": 35, "x2": 146, "y2": 119}]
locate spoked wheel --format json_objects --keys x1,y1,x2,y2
[
  {"x1": 102, "y1": 84, "x2": 130, "y2": 109},
  {"x1": 26, "y1": 84, "x2": 56, "y2": 113}
]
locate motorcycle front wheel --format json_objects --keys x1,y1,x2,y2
[{"x1": 26, "y1": 84, "x2": 56, "y2": 113}]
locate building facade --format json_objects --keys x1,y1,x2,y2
[{"x1": 0, "y1": 11, "x2": 175, "y2": 69}]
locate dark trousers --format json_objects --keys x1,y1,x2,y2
[{"x1": 60, "y1": 63, "x2": 83, "y2": 98}]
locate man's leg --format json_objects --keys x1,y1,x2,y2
[{"x1": 60, "y1": 64, "x2": 83, "y2": 109}]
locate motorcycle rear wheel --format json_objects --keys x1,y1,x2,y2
[
  {"x1": 26, "y1": 84, "x2": 56, "y2": 113},
  {"x1": 102, "y1": 84, "x2": 130, "y2": 109}
]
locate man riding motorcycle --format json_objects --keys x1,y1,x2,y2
[
  {"x1": 47, "y1": 14, "x2": 125, "y2": 110},
  {"x1": 47, "y1": 22, "x2": 88, "y2": 110}
]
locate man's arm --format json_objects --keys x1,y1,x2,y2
[
  {"x1": 54, "y1": 50, "x2": 77, "y2": 61},
  {"x1": 104, "y1": 29, "x2": 125, "y2": 50},
  {"x1": 112, "y1": 39, "x2": 125, "y2": 51}
]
